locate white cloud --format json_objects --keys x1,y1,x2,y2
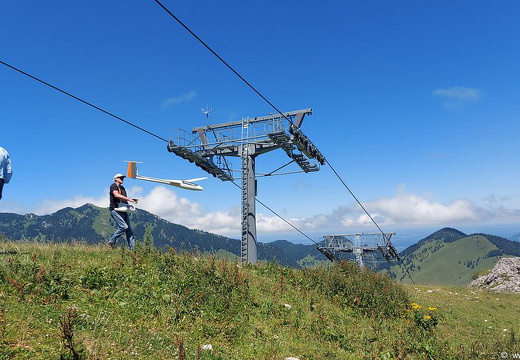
[
  {"x1": 139, "y1": 189, "x2": 499, "y2": 236},
  {"x1": 432, "y1": 86, "x2": 481, "y2": 100},
  {"x1": 188, "y1": 209, "x2": 241, "y2": 234},
  {"x1": 6, "y1": 185, "x2": 517, "y2": 240},
  {"x1": 139, "y1": 186, "x2": 202, "y2": 221},
  {"x1": 32, "y1": 185, "x2": 144, "y2": 216},
  {"x1": 162, "y1": 91, "x2": 197, "y2": 108},
  {"x1": 256, "y1": 213, "x2": 294, "y2": 232},
  {"x1": 365, "y1": 193, "x2": 483, "y2": 225},
  {"x1": 32, "y1": 193, "x2": 107, "y2": 215},
  {"x1": 138, "y1": 186, "x2": 241, "y2": 234},
  {"x1": 432, "y1": 86, "x2": 481, "y2": 108},
  {"x1": 251, "y1": 193, "x2": 495, "y2": 235}
]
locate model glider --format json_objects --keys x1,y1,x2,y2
[
  {"x1": 125, "y1": 161, "x2": 206, "y2": 191},
  {"x1": 114, "y1": 204, "x2": 136, "y2": 213}
]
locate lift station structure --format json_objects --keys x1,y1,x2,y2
[
  {"x1": 317, "y1": 232, "x2": 400, "y2": 268},
  {"x1": 167, "y1": 108, "x2": 325, "y2": 264}
]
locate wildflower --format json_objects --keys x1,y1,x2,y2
[
  {"x1": 426, "y1": 307, "x2": 437, "y2": 311},
  {"x1": 411, "y1": 302, "x2": 423, "y2": 310},
  {"x1": 423, "y1": 315, "x2": 432, "y2": 320}
]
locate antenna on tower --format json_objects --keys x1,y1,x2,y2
[{"x1": 201, "y1": 104, "x2": 213, "y2": 121}]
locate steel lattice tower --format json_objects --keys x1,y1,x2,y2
[
  {"x1": 317, "y1": 232, "x2": 400, "y2": 266},
  {"x1": 167, "y1": 108, "x2": 325, "y2": 263}
]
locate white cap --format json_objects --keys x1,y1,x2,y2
[{"x1": 114, "y1": 173, "x2": 126, "y2": 179}]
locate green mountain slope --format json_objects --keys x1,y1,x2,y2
[
  {"x1": 389, "y1": 228, "x2": 520, "y2": 286},
  {"x1": 399, "y1": 227, "x2": 467, "y2": 257}
]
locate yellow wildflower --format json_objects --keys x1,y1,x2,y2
[
  {"x1": 411, "y1": 302, "x2": 423, "y2": 310},
  {"x1": 424, "y1": 315, "x2": 432, "y2": 320},
  {"x1": 426, "y1": 307, "x2": 437, "y2": 311}
]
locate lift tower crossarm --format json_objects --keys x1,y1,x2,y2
[{"x1": 191, "y1": 108, "x2": 312, "y2": 138}]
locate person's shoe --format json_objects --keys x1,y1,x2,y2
[{"x1": 108, "y1": 241, "x2": 116, "y2": 249}]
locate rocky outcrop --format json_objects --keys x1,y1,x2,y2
[{"x1": 469, "y1": 257, "x2": 520, "y2": 293}]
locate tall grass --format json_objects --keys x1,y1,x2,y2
[{"x1": 0, "y1": 240, "x2": 518, "y2": 359}]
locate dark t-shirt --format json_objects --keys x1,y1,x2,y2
[{"x1": 109, "y1": 183, "x2": 128, "y2": 211}]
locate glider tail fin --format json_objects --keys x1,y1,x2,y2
[{"x1": 126, "y1": 161, "x2": 139, "y2": 179}]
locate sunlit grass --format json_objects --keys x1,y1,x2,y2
[{"x1": 0, "y1": 240, "x2": 518, "y2": 359}]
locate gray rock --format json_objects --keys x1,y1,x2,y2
[{"x1": 469, "y1": 257, "x2": 520, "y2": 293}]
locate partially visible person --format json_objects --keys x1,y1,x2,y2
[
  {"x1": 0, "y1": 147, "x2": 12, "y2": 201},
  {"x1": 108, "y1": 173, "x2": 138, "y2": 249}
]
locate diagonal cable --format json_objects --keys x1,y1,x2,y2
[
  {"x1": 230, "y1": 181, "x2": 318, "y2": 245},
  {"x1": 0, "y1": 60, "x2": 168, "y2": 143},
  {"x1": 151, "y1": 0, "x2": 294, "y2": 126},
  {"x1": 150, "y1": 1, "x2": 390, "y2": 238},
  {"x1": 153, "y1": 1, "x2": 415, "y2": 281}
]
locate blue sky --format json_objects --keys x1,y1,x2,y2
[{"x1": 1, "y1": 1, "x2": 520, "y2": 245}]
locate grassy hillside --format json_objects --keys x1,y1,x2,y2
[
  {"x1": 390, "y1": 235, "x2": 507, "y2": 286},
  {"x1": 0, "y1": 240, "x2": 519, "y2": 359}
]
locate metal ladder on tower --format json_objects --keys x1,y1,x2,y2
[{"x1": 240, "y1": 118, "x2": 250, "y2": 262}]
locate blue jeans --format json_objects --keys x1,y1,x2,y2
[{"x1": 109, "y1": 210, "x2": 135, "y2": 249}]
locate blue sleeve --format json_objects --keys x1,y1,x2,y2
[
  {"x1": 0, "y1": 150, "x2": 11, "y2": 183},
  {"x1": 4, "y1": 158, "x2": 12, "y2": 184}
]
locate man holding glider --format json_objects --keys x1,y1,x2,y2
[{"x1": 108, "y1": 173, "x2": 138, "y2": 249}]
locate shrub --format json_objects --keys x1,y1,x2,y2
[{"x1": 303, "y1": 261, "x2": 410, "y2": 318}]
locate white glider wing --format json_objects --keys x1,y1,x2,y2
[{"x1": 125, "y1": 161, "x2": 205, "y2": 191}]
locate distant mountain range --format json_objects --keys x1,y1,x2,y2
[
  {"x1": 2, "y1": 205, "x2": 520, "y2": 286},
  {"x1": 0, "y1": 203, "x2": 327, "y2": 267},
  {"x1": 507, "y1": 232, "x2": 520, "y2": 243}
]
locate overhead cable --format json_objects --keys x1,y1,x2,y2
[
  {"x1": 0, "y1": 59, "x2": 318, "y2": 245},
  {"x1": 153, "y1": 2, "x2": 416, "y2": 279},
  {"x1": 325, "y1": 159, "x2": 386, "y2": 236},
  {"x1": 151, "y1": 1, "x2": 388, "y2": 238},
  {"x1": 1, "y1": 12, "x2": 409, "y2": 274},
  {"x1": 229, "y1": 181, "x2": 318, "y2": 245},
  {"x1": 0, "y1": 60, "x2": 168, "y2": 143},
  {"x1": 2, "y1": 59, "x2": 411, "y2": 277},
  {"x1": 151, "y1": 0, "x2": 293, "y2": 126}
]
